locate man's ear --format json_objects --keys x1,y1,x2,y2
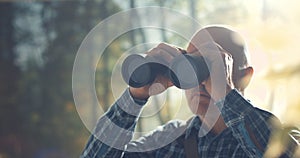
[{"x1": 237, "y1": 66, "x2": 253, "y2": 91}]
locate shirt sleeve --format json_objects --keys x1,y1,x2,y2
[{"x1": 81, "y1": 88, "x2": 145, "y2": 158}]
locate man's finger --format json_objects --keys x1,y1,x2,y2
[{"x1": 156, "y1": 43, "x2": 180, "y2": 57}]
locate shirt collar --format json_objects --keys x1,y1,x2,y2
[{"x1": 185, "y1": 116, "x2": 201, "y2": 139}]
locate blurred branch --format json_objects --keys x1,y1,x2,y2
[{"x1": 264, "y1": 63, "x2": 300, "y2": 81}]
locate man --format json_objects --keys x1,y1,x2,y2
[{"x1": 81, "y1": 26, "x2": 298, "y2": 157}]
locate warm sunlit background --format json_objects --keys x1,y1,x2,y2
[{"x1": 0, "y1": 0, "x2": 299, "y2": 157}]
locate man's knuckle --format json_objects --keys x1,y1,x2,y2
[{"x1": 157, "y1": 42, "x2": 167, "y2": 48}]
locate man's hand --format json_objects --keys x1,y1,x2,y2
[{"x1": 129, "y1": 43, "x2": 181, "y2": 100}]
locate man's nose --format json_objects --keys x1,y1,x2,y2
[
  {"x1": 198, "y1": 82, "x2": 206, "y2": 91},
  {"x1": 200, "y1": 80, "x2": 206, "y2": 85}
]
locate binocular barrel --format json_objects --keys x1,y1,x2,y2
[{"x1": 121, "y1": 53, "x2": 210, "y2": 89}]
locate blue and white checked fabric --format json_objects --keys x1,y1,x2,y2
[{"x1": 81, "y1": 89, "x2": 297, "y2": 158}]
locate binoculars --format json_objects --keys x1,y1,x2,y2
[{"x1": 121, "y1": 53, "x2": 210, "y2": 89}]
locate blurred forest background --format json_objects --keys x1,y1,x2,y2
[{"x1": 1, "y1": 0, "x2": 300, "y2": 157}]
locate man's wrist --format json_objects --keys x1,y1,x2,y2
[
  {"x1": 129, "y1": 87, "x2": 149, "y2": 105},
  {"x1": 129, "y1": 87, "x2": 150, "y2": 99}
]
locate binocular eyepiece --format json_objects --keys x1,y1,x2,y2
[{"x1": 121, "y1": 53, "x2": 210, "y2": 89}]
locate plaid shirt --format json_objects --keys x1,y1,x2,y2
[{"x1": 81, "y1": 89, "x2": 297, "y2": 158}]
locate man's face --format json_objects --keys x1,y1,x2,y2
[{"x1": 185, "y1": 43, "x2": 213, "y2": 116}]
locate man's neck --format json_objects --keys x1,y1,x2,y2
[{"x1": 199, "y1": 115, "x2": 227, "y2": 135}]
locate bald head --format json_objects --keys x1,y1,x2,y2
[
  {"x1": 187, "y1": 25, "x2": 253, "y2": 92},
  {"x1": 187, "y1": 25, "x2": 250, "y2": 71}
]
